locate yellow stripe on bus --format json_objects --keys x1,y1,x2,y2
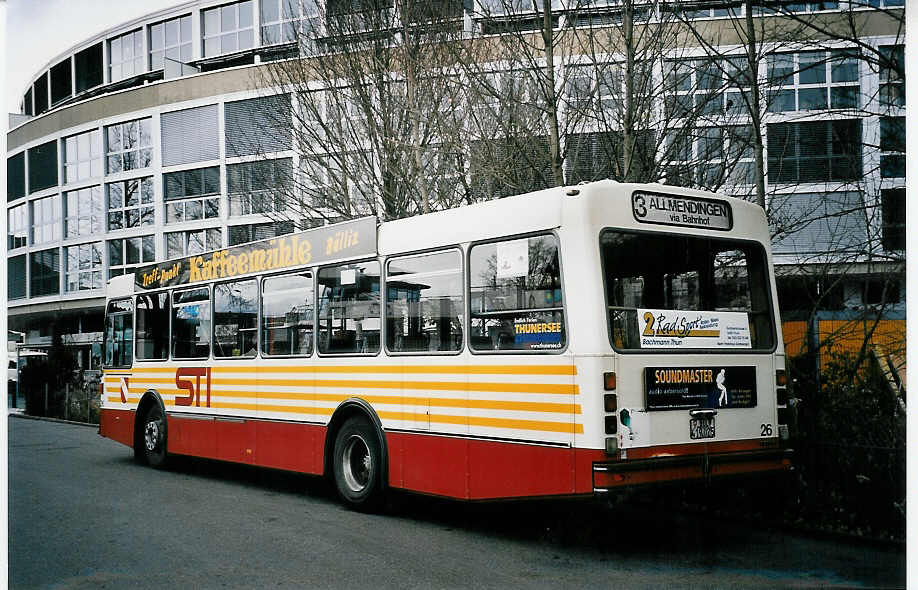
[
  {"x1": 110, "y1": 389, "x2": 579, "y2": 414},
  {"x1": 119, "y1": 376, "x2": 577, "y2": 396},
  {"x1": 105, "y1": 398, "x2": 581, "y2": 434}
]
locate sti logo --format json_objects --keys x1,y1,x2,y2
[{"x1": 175, "y1": 367, "x2": 212, "y2": 407}]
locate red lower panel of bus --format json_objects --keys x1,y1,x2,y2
[
  {"x1": 99, "y1": 409, "x2": 134, "y2": 447},
  {"x1": 99, "y1": 409, "x2": 787, "y2": 500},
  {"x1": 385, "y1": 432, "x2": 603, "y2": 499}
]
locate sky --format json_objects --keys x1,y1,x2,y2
[{"x1": 4, "y1": 0, "x2": 184, "y2": 113}]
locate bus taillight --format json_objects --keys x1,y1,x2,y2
[
  {"x1": 603, "y1": 372, "x2": 616, "y2": 390},
  {"x1": 604, "y1": 394, "x2": 617, "y2": 413},
  {"x1": 776, "y1": 369, "x2": 789, "y2": 405},
  {"x1": 775, "y1": 369, "x2": 787, "y2": 387}
]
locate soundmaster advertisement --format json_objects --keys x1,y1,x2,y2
[{"x1": 644, "y1": 366, "x2": 757, "y2": 410}]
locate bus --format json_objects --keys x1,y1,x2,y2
[{"x1": 100, "y1": 180, "x2": 792, "y2": 509}]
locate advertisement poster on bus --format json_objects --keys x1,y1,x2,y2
[
  {"x1": 135, "y1": 217, "x2": 376, "y2": 290},
  {"x1": 637, "y1": 309, "x2": 751, "y2": 349},
  {"x1": 644, "y1": 365, "x2": 757, "y2": 410}
]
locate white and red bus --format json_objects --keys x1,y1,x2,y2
[{"x1": 101, "y1": 180, "x2": 791, "y2": 508}]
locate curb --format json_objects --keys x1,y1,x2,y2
[{"x1": 8, "y1": 412, "x2": 98, "y2": 428}]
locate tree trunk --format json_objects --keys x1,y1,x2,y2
[
  {"x1": 745, "y1": 0, "x2": 767, "y2": 211},
  {"x1": 622, "y1": 0, "x2": 636, "y2": 182},
  {"x1": 541, "y1": 0, "x2": 563, "y2": 186}
]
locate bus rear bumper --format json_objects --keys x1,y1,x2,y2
[{"x1": 592, "y1": 448, "x2": 793, "y2": 492}]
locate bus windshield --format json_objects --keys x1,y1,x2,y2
[{"x1": 600, "y1": 230, "x2": 775, "y2": 351}]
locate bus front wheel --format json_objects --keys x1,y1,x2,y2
[
  {"x1": 141, "y1": 404, "x2": 168, "y2": 469},
  {"x1": 332, "y1": 417, "x2": 384, "y2": 510}
]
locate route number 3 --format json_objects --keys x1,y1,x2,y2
[{"x1": 760, "y1": 423, "x2": 773, "y2": 436}]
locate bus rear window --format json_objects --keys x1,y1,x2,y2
[{"x1": 600, "y1": 230, "x2": 775, "y2": 351}]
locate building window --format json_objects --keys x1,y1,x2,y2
[
  {"x1": 64, "y1": 242, "x2": 104, "y2": 291},
  {"x1": 31, "y1": 195, "x2": 61, "y2": 245},
  {"x1": 64, "y1": 185, "x2": 104, "y2": 238},
  {"x1": 166, "y1": 228, "x2": 223, "y2": 258},
  {"x1": 50, "y1": 58, "x2": 72, "y2": 106},
  {"x1": 63, "y1": 129, "x2": 102, "y2": 184},
  {"x1": 107, "y1": 177, "x2": 155, "y2": 230},
  {"x1": 769, "y1": 191, "x2": 867, "y2": 255},
  {"x1": 23, "y1": 88, "x2": 33, "y2": 117},
  {"x1": 164, "y1": 166, "x2": 220, "y2": 223},
  {"x1": 261, "y1": 0, "x2": 310, "y2": 45},
  {"x1": 225, "y1": 94, "x2": 292, "y2": 157},
  {"x1": 767, "y1": 119, "x2": 862, "y2": 183},
  {"x1": 8, "y1": 255, "x2": 26, "y2": 300},
  {"x1": 682, "y1": 3, "x2": 739, "y2": 18},
  {"x1": 881, "y1": 188, "x2": 905, "y2": 252},
  {"x1": 8, "y1": 152, "x2": 25, "y2": 201},
  {"x1": 108, "y1": 235, "x2": 155, "y2": 278},
  {"x1": 228, "y1": 220, "x2": 295, "y2": 245},
  {"x1": 150, "y1": 14, "x2": 193, "y2": 70},
  {"x1": 105, "y1": 118, "x2": 153, "y2": 173},
  {"x1": 665, "y1": 125, "x2": 755, "y2": 188},
  {"x1": 8, "y1": 203, "x2": 28, "y2": 250},
  {"x1": 28, "y1": 140, "x2": 58, "y2": 193},
  {"x1": 161, "y1": 104, "x2": 220, "y2": 166},
  {"x1": 108, "y1": 28, "x2": 145, "y2": 82},
  {"x1": 30, "y1": 248, "x2": 60, "y2": 297},
  {"x1": 566, "y1": 130, "x2": 655, "y2": 185},
  {"x1": 879, "y1": 45, "x2": 905, "y2": 109},
  {"x1": 665, "y1": 56, "x2": 751, "y2": 119},
  {"x1": 228, "y1": 158, "x2": 291, "y2": 216},
  {"x1": 203, "y1": 1, "x2": 255, "y2": 58},
  {"x1": 766, "y1": 49, "x2": 859, "y2": 112},
  {"x1": 468, "y1": 137, "x2": 552, "y2": 200},
  {"x1": 34, "y1": 74, "x2": 49, "y2": 115},
  {"x1": 75, "y1": 42, "x2": 103, "y2": 93},
  {"x1": 880, "y1": 117, "x2": 905, "y2": 179}
]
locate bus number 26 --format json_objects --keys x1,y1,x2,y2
[{"x1": 176, "y1": 367, "x2": 212, "y2": 408}]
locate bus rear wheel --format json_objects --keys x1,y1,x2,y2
[
  {"x1": 140, "y1": 404, "x2": 168, "y2": 469},
  {"x1": 332, "y1": 417, "x2": 384, "y2": 510}
]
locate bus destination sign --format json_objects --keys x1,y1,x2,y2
[
  {"x1": 631, "y1": 191, "x2": 733, "y2": 231},
  {"x1": 135, "y1": 217, "x2": 377, "y2": 290}
]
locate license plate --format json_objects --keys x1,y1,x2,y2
[{"x1": 690, "y1": 416, "x2": 715, "y2": 440}]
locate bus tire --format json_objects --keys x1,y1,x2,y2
[
  {"x1": 332, "y1": 416, "x2": 384, "y2": 510},
  {"x1": 141, "y1": 403, "x2": 168, "y2": 469}
]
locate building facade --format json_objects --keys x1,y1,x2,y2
[{"x1": 6, "y1": 0, "x2": 906, "y2": 374}]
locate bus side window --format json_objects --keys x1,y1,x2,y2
[
  {"x1": 385, "y1": 250, "x2": 463, "y2": 354},
  {"x1": 262, "y1": 272, "x2": 313, "y2": 357},
  {"x1": 172, "y1": 287, "x2": 211, "y2": 359},
  {"x1": 136, "y1": 292, "x2": 169, "y2": 360},
  {"x1": 104, "y1": 298, "x2": 134, "y2": 367},
  {"x1": 468, "y1": 234, "x2": 565, "y2": 353},
  {"x1": 214, "y1": 279, "x2": 258, "y2": 358},
  {"x1": 317, "y1": 261, "x2": 381, "y2": 355}
]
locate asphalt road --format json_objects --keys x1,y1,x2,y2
[{"x1": 8, "y1": 416, "x2": 906, "y2": 589}]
